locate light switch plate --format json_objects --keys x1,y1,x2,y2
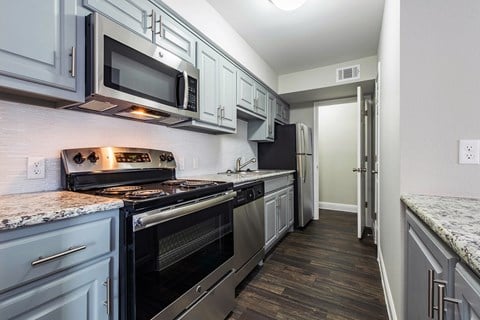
[{"x1": 459, "y1": 140, "x2": 480, "y2": 164}]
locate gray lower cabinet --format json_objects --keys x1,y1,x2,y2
[
  {"x1": 264, "y1": 175, "x2": 295, "y2": 253},
  {"x1": 406, "y1": 210, "x2": 458, "y2": 320},
  {"x1": 0, "y1": 258, "x2": 111, "y2": 319},
  {"x1": 455, "y1": 264, "x2": 480, "y2": 320},
  {"x1": 0, "y1": 0, "x2": 83, "y2": 102},
  {"x1": 83, "y1": 0, "x2": 196, "y2": 65},
  {"x1": 0, "y1": 210, "x2": 119, "y2": 320}
]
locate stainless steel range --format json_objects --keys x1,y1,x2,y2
[{"x1": 61, "y1": 147, "x2": 236, "y2": 320}]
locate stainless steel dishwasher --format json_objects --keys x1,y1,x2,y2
[{"x1": 233, "y1": 180, "x2": 265, "y2": 286}]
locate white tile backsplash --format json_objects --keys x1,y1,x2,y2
[{"x1": 0, "y1": 100, "x2": 257, "y2": 195}]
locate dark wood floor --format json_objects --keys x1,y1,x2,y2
[{"x1": 227, "y1": 209, "x2": 388, "y2": 320}]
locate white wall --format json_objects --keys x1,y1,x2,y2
[
  {"x1": 317, "y1": 102, "x2": 357, "y2": 206},
  {"x1": 0, "y1": 101, "x2": 257, "y2": 195},
  {"x1": 158, "y1": 0, "x2": 278, "y2": 91},
  {"x1": 400, "y1": 0, "x2": 480, "y2": 197},
  {"x1": 377, "y1": 0, "x2": 402, "y2": 318},
  {"x1": 278, "y1": 55, "x2": 378, "y2": 94}
]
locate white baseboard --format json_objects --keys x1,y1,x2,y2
[
  {"x1": 378, "y1": 248, "x2": 397, "y2": 320},
  {"x1": 318, "y1": 201, "x2": 357, "y2": 213}
]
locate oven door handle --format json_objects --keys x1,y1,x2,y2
[{"x1": 134, "y1": 191, "x2": 237, "y2": 231}]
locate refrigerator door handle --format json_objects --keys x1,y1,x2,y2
[
  {"x1": 301, "y1": 126, "x2": 306, "y2": 155},
  {"x1": 297, "y1": 155, "x2": 303, "y2": 181},
  {"x1": 303, "y1": 156, "x2": 306, "y2": 183}
]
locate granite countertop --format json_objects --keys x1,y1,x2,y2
[
  {"x1": 0, "y1": 191, "x2": 124, "y2": 231},
  {"x1": 186, "y1": 169, "x2": 296, "y2": 185},
  {"x1": 401, "y1": 194, "x2": 480, "y2": 277}
]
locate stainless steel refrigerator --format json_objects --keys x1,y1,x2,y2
[{"x1": 258, "y1": 123, "x2": 314, "y2": 227}]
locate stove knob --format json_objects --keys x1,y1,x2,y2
[
  {"x1": 87, "y1": 152, "x2": 99, "y2": 163},
  {"x1": 73, "y1": 152, "x2": 85, "y2": 164},
  {"x1": 160, "y1": 153, "x2": 167, "y2": 161},
  {"x1": 166, "y1": 154, "x2": 174, "y2": 162}
]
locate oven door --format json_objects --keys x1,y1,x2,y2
[
  {"x1": 87, "y1": 13, "x2": 199, "y2": 119},
  {"x1": 127, "y1": 191, "x2": 236, "y2": 320}
]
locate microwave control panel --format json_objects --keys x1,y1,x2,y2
[{"x1": 186, "y1": 76, "x2": 197, "y2": 111}]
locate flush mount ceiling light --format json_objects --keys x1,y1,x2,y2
[{"x1": 270, "y1": 0, "x2": 307, "y2": 11}]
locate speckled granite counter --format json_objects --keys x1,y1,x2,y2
[
  {"x1": 184, "y1": 170, "x2": 296, "y2": 185},
  {"x1": 0, "y1": 191, "x2": 124, "y2": 231},
  {"x1": 401, "y1": 194, "x2": 480, "y2": 277}
]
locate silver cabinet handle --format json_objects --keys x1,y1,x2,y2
[
  {"x1": 69, "y1": 46, "x2": 76, "y2": 77},
  {"x1": 352, "y1": 168, "x2": 367, "y2": 173},
  {"x1": 147, "y1": 10, "x2": 156, "y2": 37},
  {"x1": 103, "y1": 277, "x2": 111, "y2": 315},
  {"x1": 428, "y1": 269, "x2": 435, "y2": 318},
  {"x1": 156, "y1": 14, "x2": 162, "y2": 36},
  {"x1": 183, "y1": 70, "x2": 189, "y2": 110},
  {"x1": 217, "y1": 105, "x2": 222, "y2": 124},
  {"x1": 135, "y1": 191, "x2": 236, "y2": 230},
  {"x1": 372, "y1": 170, "x2": 378, "y2": 174},
  {"x1": 221, "y1": 106, "x2": 225, "y2": 119},
  {"x1": 436, "y1": 283, "x2": 462, "y2": 320},
  {"x1": 31, "y1": 245, "x2": 87, "y2": 266}
]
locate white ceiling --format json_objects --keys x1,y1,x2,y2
[{"x1": 206, "y1": 0, "x2": 385, "y2": 75}]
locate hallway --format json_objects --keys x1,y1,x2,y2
[{"x1": 227, "y1": 210, "x2": 388, "y2": 320}]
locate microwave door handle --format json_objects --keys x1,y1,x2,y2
[{"x1": 182, "y1": 71, "x2": 189, "y2": 110}]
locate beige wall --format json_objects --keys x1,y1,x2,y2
[
  {"x1": 278, "y1": 56, "x2": 378, "y2": 94},
  {"x1": 317, "y1": 102, "x2": 357, "y2": 206},
  {"x1": 377, "y1": 0, "x2": 402, "y2": 318}
]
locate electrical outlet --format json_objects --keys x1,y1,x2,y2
[
  {"x1": 192, "y1": 157, "x2": 198, "y2": 169},
  {"x1": 27, "y1": 157, "x2": 46, "y2": 179},
  {"x1": 459, "y1": 140, "x2": 480, "y2": 164}
]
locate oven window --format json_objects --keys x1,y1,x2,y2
[
  {"x1": 133, "y1": 200, "x2": 233, "y2": 320},
  {"x1": 103, "y1": 36, "x2": 181, "y2": 108}
]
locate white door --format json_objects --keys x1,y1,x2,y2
[{"x1": 355, "y1": 86, "x2": 366, "y2": 239}]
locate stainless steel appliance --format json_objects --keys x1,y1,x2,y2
[
  {"x1": 65, "y1": 13, "x2": 199, "y2": 125},
  {"x1": 61, "y1": 147, "x2": 235, "y2": 320},
  {"x1": 258, "y1": 123, "x2": 314, "y2": 227},
  {"x1": 232, "y1": 181, "x2": 265, "y2": 286}
]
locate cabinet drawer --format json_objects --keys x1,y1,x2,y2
[
  {"x1": 264, "y1": 174, "x2": 294, "y2": 193},
  {"x1": 0, "y1": 218, "x2": 112, "y2": 293}
]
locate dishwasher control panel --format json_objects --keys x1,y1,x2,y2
[{"x1": 233, "y1": 181, "x2": 264, "y2": 207}]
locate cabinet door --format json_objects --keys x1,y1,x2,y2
[
  {"x1": 287, "y1": 186, "x2": 294, "y2": 227},
  {"x1": 264, "y1": 194, "x2": 278, "y2": 251},
  {"x1": 254, "y1": 82, "x2": 267, "y2": 118},
  {"x1": 219, "y1": 57, "x2": 237, "y2": 130},
  {"x1": 237, "y1": 70, "x2": 255, "y2": 111},
  {"x1": 0, "y1": 0, "x2": 76, "y2": 91},
  {"x1": 406, "y1": 211, "x2": 457, "y2": 320},
  {"x1": 283, "y1": 104, "x2": 290, "y2": 123},
  {"x1": 0, "y1": 259, "x2": 111, "y2": 320},
  {"x1": 266, "y1": 93, "x2": 275, "y2": 139},
  {"x1": 83, "y1": 0, "x2": 155, "y2": 41},
  {"x1": 156, "y1": 9, "x2": 197, "y2": 65},
  {"x1": 277, "y1": 190, "x2": 288, "y2": 235},
  {"x1": 196, "y1": 41, "x2": 219, "y2": 126},
  {"x1": 455, "y1": 264, "x2": 480, "y2": 320},
  {"x1": 275, "y1": 100, "x2": 284, "y2": 122}
]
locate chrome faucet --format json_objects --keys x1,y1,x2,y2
[{"x1": 235, "y1": 157, "x2": 256, "y2": 172}]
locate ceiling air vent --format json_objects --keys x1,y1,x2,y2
[{"x1": 336, "y1": 65, "x2": 360, "y2": 82}]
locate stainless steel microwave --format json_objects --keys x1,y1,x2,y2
[{"x1": 68, "y1": 13, "x2": 199, "y2": 125}]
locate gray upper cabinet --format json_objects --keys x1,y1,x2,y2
[
  {"x1": 84, "y1": 0, "x2": 196, "y2": 65},
  {"x1": 237, "y1": 70, "x2": 255, "y2": 112},
  {"x1": 193, "y1": 41, "x2": 236, "y2": 131},
  {"x1": 254, "y1": 82, "x2": 267, "y2": 118},
  {"x1": 0, "y1": 0, "x2": 82, "y2": 102},
  {"x1": 275, "y1": 99, "x2": 290, "y2": 124},
  {"x1": 218, "y1": 57, "x2": 237, "y2": 130},
  {"x1": 455, "y1": 264, "x2": 480, "y2": 320},
  {"x1": 406, "y1": 210, "x2": 458, "y2": 320},
  {"x1": 247, "y1": 92, "x2": 274, "y2": 142},
  {"x1": 155, "y1": 9, "x2": 196, "y2": 65},
  {"x1": 197, "y1": 41, "x2": 219, "y2": 126}
]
